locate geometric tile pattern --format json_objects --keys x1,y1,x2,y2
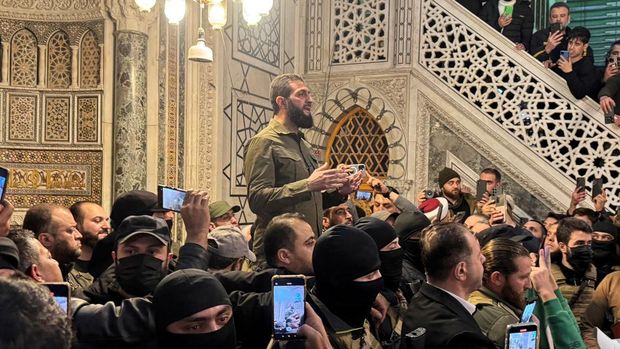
[
  {"x1": 44, "y1": 96, "x2": 70, "y2": 142},
  {"x1": 80, "y1": 30, "x2": 100, "y2": 88},
  {"x1": 331, "y1": 0, "x2": 388, "y2": 64},
  {"x1": 10, "y1": 29, "x2": 37, "y2": 87},
  {"x1": 237, "y1": 0, "x2": 281, "y2": 69},
  {"x1": 76, "y1": 95, "x2": 98, "y2": 142},
  {"x1": 420, "y1": 0, "x2": 620, "y2": 210},
  {"x1": 47, "y1": 31, "x2": 72, "y2": 88},
  {"x1": 328, "y1": 106, "x2": 389, "y2": 178},
  {"x1": 8, "y1": 94, "x2": 37, "y2": 141}
]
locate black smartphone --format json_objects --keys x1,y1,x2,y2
[
  {"x1": 592, "y1": 178, "x2": 603, "y2": 198},
  {"x1": 476, "y1": 180, "x2": 488, "y2": 201},
  {"x1": 0, "y1": 167, "x2": 9, "y2": 202},
  {"x1": 521, "y1": 301, "x2": 537, "y2": 323},
  {"x1": 355, "y1": 190, "x2": 372, "y2": 201},
  {"x1": 505, "y1": 322, "x2": 538, "y2": 349},
  {"x1": 549, "y1": 22, "x2": 562, "y2": 33},
  {"x1": 605, "y1": 110, "x2": 616, "y2": 124},
  {"x1": 272, "y1": 275, "x2": 306, "y2": 340},
  {"x1": 157, "y1": 185, "x2": 187, "y2": 212},
  {"x1": 576, "y1": 177, "x2": 586, "y2": 192},
  {"x1": 42, "y1": 282, "x2": 71, "y2": 314}
]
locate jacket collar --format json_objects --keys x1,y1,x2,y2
[
  {"x1": 268, "y1": 118, "x2": 305, "y2": 139},
  {"x1": 308, "y1": 289, "x2": 364, "y2": 334},
  {"x1": 471, "y1": 286, "x2": 522, "y2": 317},
  {"x1": 421, "y1": 283, "x2": 478, "y2": 320}
]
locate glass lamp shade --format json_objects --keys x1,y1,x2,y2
[
  {"x1": 165, "y1": 0, "x2": 186, "y2": 24},
  {"x1": 135, "y1": 0, "x2": 157, "y2": 11},
  {"x1": 256, "y1": 0, "x2": 273, "y2": 16},
  {"x1": 242, "y1": 0, "x2": 262, "y2": 25},
  {"x1": 207, "y1": 2, "x2": 227, "y2": 30},
  {"x1": 188, "y1": 29, "x2": 213, "y2": 62}
]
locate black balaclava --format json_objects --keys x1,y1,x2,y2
[
  {"x1": 313, "y1": 225, "x2": 383, "y2": 328},
  {"x1": 154, "y1": 269, "x2": 236, "y2": 349},
  {"x1": 115, "y1": 253, "x2": 167, "y2": 296},
  {"x1": 592, "y1": 220, "x2": 619, "y2": 267},
  {"x1": 393, "y1": 212, "x2": 431, "y2": 273},
  {"x1": 355, "y1": 217, "x2": 403, "y2": 292}
]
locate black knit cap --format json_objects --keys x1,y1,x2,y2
[
  {"x1": 393, "y1": 211, "x2": 432, "y2": 241},
  {"x1": 593, "y1": 220, "x2": 618, "y2": 239},
  {"x1": 437, "y1": 167, "x2": 460, "y2": 188},
  {"x1": 313, "y1": 225, "x2": 380, "y2": 283},
  {"x1": 355, "y1": 217, "x2": 397, "y2": 250},
  {"x1": 153, "y1": 269, "x2": 231, "y2": 331}
]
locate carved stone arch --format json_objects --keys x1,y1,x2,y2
[
  {"x1": 306, "y1": 85, "x2": 407, "y2": 181},
  {"x1": 80, "y1": 29, "x2": 100, "y2": 88},
  {"x1": 47, "y1": 30, "x2": 72, "y2": 88},
  {"x1": 10, "y1": 28, "x2": 38, "y2": 87}
]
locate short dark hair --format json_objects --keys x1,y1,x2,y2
[
  {"x1": 0, "y1": 275, "x2": 72, "y2": 349},
  {"x1": 480, "y1": 168, "x2": 501, "y2": 182},
  {"x1": 263, "y1": 213, "x2": 306, "y2": 268},
  {"x1": 6, "y1": 228, "x2": 39, "y2": 273},
  {"x1": 573, "y1": 207, "x2": 598, "y2": 223},
  {"x1": 22, "y1": 204, "x2": 58, "y2": 237},
  {"x1": 556, "y1": 217, "x2": 592, "y2": 245},
  {"x1": 270, "y1": 73, "x2": 305, "y2": 114},
  {"x1": 421, "y1": 223, "x2": 472, "y2": 282},
  {"x1": 567, "y1": 26, "x2": 590, "y2": 44},
  {"x1": 549, "y1": 2, "x2": 570, "y2": 15},
  {"x1": 69, "y1": 201, "x2": 93, "y2": 225},
  {"x1": 481, "y1": 238, "x2": 529, "y2": 285}
]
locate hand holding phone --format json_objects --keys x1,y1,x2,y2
[
  {"x1": 521, "y1": 301, "x2": 537, "y2": 323},
  {"x1": 158, "y1": 185, "x2": 187, "y2": 212},
  {"x1": 273, "y1": 275, "x2": 306, "y2": 340},
  {"x1": 560, "y1": 50, "x2": 570, "y2": 61},
  {"x1": 592, "y1": 178, "x2": 603, "y2": 198},
  {"x1": 0, "y1": 167, "x2": 9, "y2": 202},
  {"x1": 476, "y1": 180, "x2": 488, "y2": 202},
  {"x1": 575, "y1": 177, "x2": 585, "y2": 192},
  {"x1": 505, "y1": 323, "x2": 538, "y2": 349}
]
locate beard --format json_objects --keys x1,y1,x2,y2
[
  {"x1": 287, "y1": 99, "x2": 313, "y2": 129},
  {"x1": 52, "y1": 240, "x2": 81, "y2": 264},
  {"x1": 79, "y1": 229, "x2": 100, "y2": 249},
  {"x1": 500, "y1": 283, "x2": 526, "y2": 310},
  {"x1": 443, "y1": 188, "x2": 461, "y2": 201}
]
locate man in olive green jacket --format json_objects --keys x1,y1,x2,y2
[{"x1": 244, "y1": 74, "x2": 362, "y2": 267}]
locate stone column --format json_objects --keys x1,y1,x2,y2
[
  {"x1": 106, "y1": 0, "x2": 156, "y2": 198},
  {"x1": 70, "y1": 45, "x2": 79, "y2": 88},
  {"x1": 98, "y1": 43, "x2": 104, "y2": 88},
  {"x1": 37, "y1": 44, "x2": 46, "y2": 88},
  {"x1": 112, "y1": 31, "x2": 148, "y2": 198},
  {"x1": 1, "y1": 42, "x2": 8, "y2": 84}
]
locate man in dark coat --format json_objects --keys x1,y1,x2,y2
[{"x1": 400, "y1": 223, "x2": 494, "y2": 349}]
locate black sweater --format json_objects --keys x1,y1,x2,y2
[
  {"x1": 552, "y1": 57, "x2": 601, "y2": 100},
  {"x1": 479, "y1": 0, "x2": 534, "y2": 50}
]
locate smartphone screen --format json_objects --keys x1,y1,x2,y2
[
  {"x1": 521, "y1": 301, "x2": 536, "y2": 322},
  {"x1": 272, "y1": 276, "x2": 305, "y2": 340},
  {"x1": 356, "y1": 191, "x2": 372, "y2": 201},
  {"x1": 476, "y1": 180, "x2": 488, "y2": 201},
  {"x1": 506, "y1": 323, "x2": 537, "y2": 349},
  {"x1": 503, "y1": 5, "x2": 513, "y2": 16},
  {"x1": 560, "y1": 50, "x2": 569, "y2": 60},
  {"x1": 592, "y1": 178, "x2": 603, "y2": 198},
  {"x1": 158, "y1": 185, "x2": 187, "y2": 212},
  {"x1": 42, "y1": 282, "x2": 70, "y2": 314},
  {"x1": 0, "y1": 167, "x2": 8, "y2": 202},
  {"x1": 348, "y1": 164, "x2": 366, "y2": 174}
]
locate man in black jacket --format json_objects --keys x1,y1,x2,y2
[
  {"x1": 401, "y1": 223, "x2": 494, "y2": 349},
  {"x1": 479, "y1": 0, "x2": 534, "y2": 51}
]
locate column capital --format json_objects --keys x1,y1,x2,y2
[{"x1": 105, "y1": 0, "x2": 159, "y2": 33}]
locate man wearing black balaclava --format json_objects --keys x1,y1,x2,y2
[
  {"x1": 154, "y1": 268, "x2": 236, "y2": 349},
  {"x1": 393, "y1": 211, "x2": 431, "y2": 301},
  {"x1": 355, "y1": 217, "x2": 406, "y2": 347},
  {"x1": 591, "y1": 219, "x2": 620, "y2": 285},
  {"x1": 309, "y1": 224, "x2": 383, "y2": 348},
  {"x1": 76, "y1": 215, "x2": 172, "y2": 305},
  {"x1": 550, "y1": 217, "x2": 596, "y2": 330}
]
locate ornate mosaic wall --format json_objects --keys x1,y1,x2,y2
[{"x1": 0, "y1": 6, "x2": 104, "y2": 217}]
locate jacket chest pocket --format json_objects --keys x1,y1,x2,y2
[{"x1": 273, "y1": 151, "x2": 309, "y2": 185}]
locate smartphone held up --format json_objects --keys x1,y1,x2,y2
[{"x1": 272, "y1": 275, "x2": 306, "y2": 340}]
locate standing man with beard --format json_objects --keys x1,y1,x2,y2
[
  {"x1": 23, "y1": 204, "x2": 83, "y2": 288},
  {"x1": 244, "y1": 73, "x2": 362, "y2": 267},
  {"x1": 69, "y1": 201, "x2": 111, "y2": 288}
]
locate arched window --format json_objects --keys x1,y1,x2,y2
[
  {"x1": 326, "y1": 106, "x2": 389, "y2": 178},
  {"x1": 10, "y1": 29, "x2": 37, "y2": 87},
  {"x1": 47, "y1": 31, "x2": 71, "y2": 88},
  {"x1": 80, "y1": 30, "x2": 100, "y2": 88}
]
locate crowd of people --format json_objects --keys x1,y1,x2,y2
[
  {"x1": 459, "y1": 0, "x2": 620, "y2": 122},
  {"x1": 2, "y1": 1, "x2": 620, "y2": 348}
]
